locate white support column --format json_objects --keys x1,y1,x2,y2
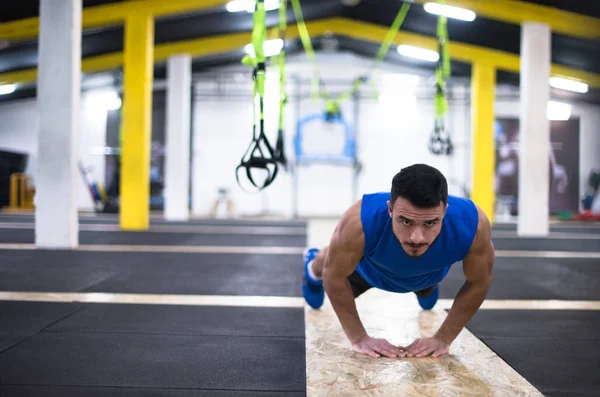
[
  {"x1": 164, "y1": 54, "x2": 192, "y2": 221},
  {"x1": 518, "y1": 22, "x2": 551, "y2": 236},
  {"x1": 35, "y1": 0, "x2": 82, "y2": 248}
]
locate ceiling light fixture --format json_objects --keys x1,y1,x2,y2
[
  {"x1": 423, "y1": 2, "x2": 476, "y2": 21},
  {"x1": 549, "y1": 77, "x2": 589, "y2": 93},
  {"x1": 244, "y1": 39, "x2": 284, "y2": 58},
  {"x1": 396, "y1": 45, "x2": 439, "y2": 62},
  {"x1": 226, "y1": 0, "x2": 280, "y2": 13},
  {"x1": 0, "y1": 84, "x2": 17, "y2": 95}
]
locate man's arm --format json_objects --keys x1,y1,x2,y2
[
  {"x1": 405, "y1": 205, "x2": 495, "y2": 358},
  {"x1": 434, "y1": 205, "x2": 495, "y2": 345},
  {"x1": 322, "y1": 200, "x2": 405, "y2": 358}
]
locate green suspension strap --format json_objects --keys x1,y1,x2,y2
[
  {"x1": 322, "y1": 76, "x2": 366, "y2": 121},
  {"x1": 290, "y1": 0, "x2": 411, "y2": 119},
  {"x1": 236, "y1": 0, "x2": 279, "y2": 191},
  {"x1": 272, "y1": 0, "x2": 288, "y2": 169},
  {"x1": 290, "y1": 0, "x2": 320, "y2": 100},
  {"x1": 429, "y1": 0, "x2": 453, "y2": 156},
  {"x1": 370, "y1": 2, "x2": 411, "y2": 98}
]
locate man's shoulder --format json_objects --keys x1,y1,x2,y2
[
  {"x1": 445, "y1": 195, "x2": 479, "y2": 224},
  {"x1": 331, "y1": 199, "x2": 365, "y2": 250},
  {"x1": 442, "y1": 195, "x2": 480, "y2": 259},
  {"x1": 466, "y1": 205, "x2": 493, "y2": 257}
]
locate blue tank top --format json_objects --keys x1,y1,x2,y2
[{"x1": 356, "y1": 192, "x2": 479, "y2": 293}]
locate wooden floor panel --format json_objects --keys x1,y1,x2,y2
[{"x1": 305, "y1": 289, "x2": 544, "y2": 397}]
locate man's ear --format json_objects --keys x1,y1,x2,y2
[{"x1": 387, "y1": 200, "x2": 393, "y2": 218}]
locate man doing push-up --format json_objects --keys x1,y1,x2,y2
[{"x1": 302, "y1": 163, "x2": 495, "y2": 359}]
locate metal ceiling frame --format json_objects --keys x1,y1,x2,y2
[
  {"x1": 1, "y1": 16, "x2": 599, "y2": 89},
  {"x1": 0, "y1": 0, "x2": 230, "y2": 42},
  {"x1": 2, "y1": 0, "x2": 598, "y2": 42}
]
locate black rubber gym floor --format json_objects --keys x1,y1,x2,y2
[
  {"x1": 0, "y1": 214, "x2": 599, "y2": 396},
  {"x1": 0, "y1": 301, "x2": 305, "y2": 395},
  {"x1": 441, "y1": 257, "x2": 600, "y2": 300},
  {"x1": 466, "y1": 310, "x2": 600, "y2": 397},
  {"x1": 0, "y1": 214, "x2": 307, "y2": 228},
  {"x1": 0, "y1": 216, "x2": 307, "y2": 396},
  {"x1": 0, "y1": 228, "x2": 307, "y2": 247},
  {"x1": 0, "y1": 250, "x2": 304, "y2": 295},
  {"x1": 492, "y1": 222, "x2": 600, "y2": 234}
]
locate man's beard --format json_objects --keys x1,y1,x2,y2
[{"x1": 404, "y1": 242, "x2": 427, "y2": 257}]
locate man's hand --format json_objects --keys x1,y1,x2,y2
[
  {"x1": 352, "y1": 335, "x2": 407, "y2": 358},
  {"x1": 403, "y1": 337, "x2": 449, "y2": 358}
]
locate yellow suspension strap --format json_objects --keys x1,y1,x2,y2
[
  {"x1": 272, "y1": 0, "x2": 288, "y2": 169},
  {"x1": 429, "y1": 0, "x2": 453, "y2": 156},
  {"x1": 323, "y1": 2, "x2": 410, "y2": 119},
  {"x1": 370, "y1": 2, "x2": 411, "y2": 97},
  {"x1": 290, "y1": 0, "x2": 320, "y2": 100},
  {"x1": 322, "y1": 76, "x2": 366, "y2": 121},
  {"x1": 236, "y1": 0, "x2": 279, "y2": 191},
  {"x1": 290, "y1": 0, "x2": 411, "y2": 119}
]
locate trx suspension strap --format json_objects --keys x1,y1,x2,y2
[
  {"x1": 290, "y1": 0, "x2": 320, "y2": 100},
  {"x1": 272, "y1": 0, "x2": 288, "y2": 169},
  {"x1": 325, "y1": 2, "x2": 410, "y2": 119},
  {"x1": 321, "y1": 76, "x2": 366, "y2": 121},
  {"x1": 370, "y1": 2, "x2": 411, "y2": 97},
  {"x1": 429, "y1": 0, "x2": 453, "y2": 156},
  {"x1": 290, "y1": 0, "x2": 411, "y2": 113},
  {"x1": 236, "y1": 0, "x2": 279, "y2": 191}
]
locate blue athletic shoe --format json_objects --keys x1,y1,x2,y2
[
  {"x1": 302, "y1": 247, "x2": 324, "y2": 309},
  {"x1": 417, "y1": 285, "x2": 439, "y2": 310}
]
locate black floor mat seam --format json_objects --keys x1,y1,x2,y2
[
  {"x1": 0, "y1": 304, "x2": 86, "y2": 356},
  {"x1": 78, "y1": 270, "x2": 131, "y2": 293}
]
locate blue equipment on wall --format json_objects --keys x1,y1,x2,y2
[{"x1": 293, "y1": 112, "x2": 357, "y2": 165}]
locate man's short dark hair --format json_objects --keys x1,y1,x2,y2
[{"x1": 390, "y1": 164, "x2": 448, "y2": 207}]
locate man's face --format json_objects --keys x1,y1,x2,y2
[{"x1": 387, "y1": 197, "x2": 447, "y2": 258}]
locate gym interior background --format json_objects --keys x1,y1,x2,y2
[{"x1": 0, "y1": 1, "x2": 599, "y2": 396}]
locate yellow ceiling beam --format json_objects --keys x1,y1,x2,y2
[
  {"x1": 0, "y1": 17, "x2": 598, "y2": 88},
  {"x1": 0, "y1": 53, "x2": 125, "y2": 86},
  {"x1": 411, "y1": 0, "x2": 600, "y2": 40},
  {"x1": 328, "y1": 18, "x2": 600, "y2": 87},
  {"x1": 0, "y1": 0, "x2": 229, "y2": 42},
  {"x1": 2, "y1": 0, "x2": 598, "y2": 43}
]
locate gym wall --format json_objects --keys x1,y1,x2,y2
[
  {"x1": 0, "y1": 93, "x2": 108, "y2": 212},
  {"x1": 0, "y1": 52, "x2": 598, "y2": 218},
  {"x1": 190, "y1": 52, "x2": 470, "y2": 218}
]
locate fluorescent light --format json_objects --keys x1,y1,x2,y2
[
  {"x1": 397, "y1": 45, "x2": 439, "y2": 62},
  {"x1": 549, "y1": 77, "x2": 589, "y2": 93},
  {"x1": 226, "y1": 0, "x2": 280, "y2": 12},
  {"x1": 547, "y1": 101, "x2": 571, "y2": 121},
  {"x1": 244, "y1": 39, "x2": 284, "y2": 57},
  {"x1": 424, "y1": 2, "x2": 476, "y2": 21},
  {"x1": 0, "y1": 84, "x2": 17, "y2": 95}
]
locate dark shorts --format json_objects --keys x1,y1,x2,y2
[{"x1": 347, "y1": 270, "x2": 437, "y2": 299}]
